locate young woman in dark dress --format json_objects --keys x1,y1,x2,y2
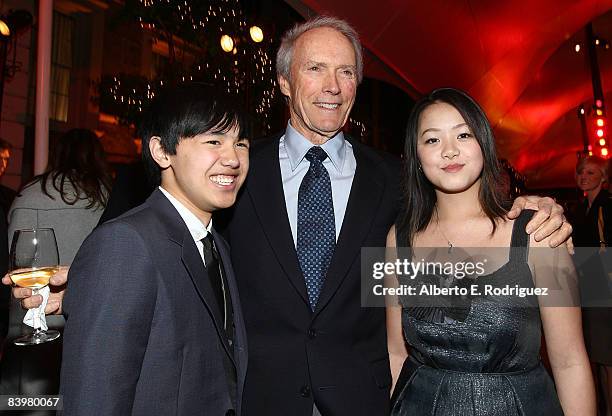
[{"x1": 386, "y1": 88, "x2": 595, "y2": 415}]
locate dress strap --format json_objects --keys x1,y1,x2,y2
[{"x1": 509, "y1": 209, "x2": 535, "y2": 264}]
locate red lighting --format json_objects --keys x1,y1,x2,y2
[
  {"x1": 588, "y1": 145, "x2": 593, "y2": 151},
  {"x1": 597, "y1": 129, "x2": 605, "y2": 137},
  {"x1": 596, "y1": 99, "x2": 603, "y2": 108},
  {"x1": 597, "y1": 118, "x2": 605, "y2": 127}
]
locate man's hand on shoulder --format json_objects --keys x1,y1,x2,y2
[{"x1": 507, "y1": 195, "x2": 573, "y2": 253}]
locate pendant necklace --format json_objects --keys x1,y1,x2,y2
[{"x1": 435, "y1": 209, "x2": 454, "y2": 254}]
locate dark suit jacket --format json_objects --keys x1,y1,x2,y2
[
  {"x1": 60, "y1": 189, "x2": 247, "y2": 416},
  {"x1": 222, "y1": 135, "x2": 400, "y2": 416}
]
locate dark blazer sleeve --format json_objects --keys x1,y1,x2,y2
[{"x1": 60, "y1": 221, "x2": 157, "y2": 415}]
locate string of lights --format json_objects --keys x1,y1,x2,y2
[{"x1": 99, "y1": 0, "x2": 278, "y2": 133}]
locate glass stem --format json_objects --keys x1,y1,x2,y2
[{"x1": 32, "y1": 288, "x2": 41, "y2": 331}]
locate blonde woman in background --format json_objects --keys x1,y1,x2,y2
[{"x1": 573, "y1": 155, "x2": 612, "y2": 415}]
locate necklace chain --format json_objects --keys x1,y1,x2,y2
[{"x1": 435, "y1": 209, "x2": 454, "y2": 254}]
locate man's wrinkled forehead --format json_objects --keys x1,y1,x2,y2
[{"x1": 292, "y1": 27, "x2": 356, "y2": 64}]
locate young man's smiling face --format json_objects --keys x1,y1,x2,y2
[{"x1": 151, "y1": 125, "x2": 249, "y2": 224}]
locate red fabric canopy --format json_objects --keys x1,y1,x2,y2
[{"x1": 297, "y1": 0, "x2": 612, "y2": 187}]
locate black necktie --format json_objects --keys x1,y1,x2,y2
[
  {"x1": 201, "y1": 234, "x2": 234, "y2": 344},
  {"x1": 201, "y1": 234, "x2": 237, "y2": 407}
]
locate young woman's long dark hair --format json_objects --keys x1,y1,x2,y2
[
  {"x1": 396, "y1": 88, "x2": 511, "y2": 245},
  {"x1": 33, "y1": 128, "x2": 112, "y2": 208}
]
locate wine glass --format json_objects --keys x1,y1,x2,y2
[{"x1": 9, "y1": 228, "x2": 61, "y2": 345}]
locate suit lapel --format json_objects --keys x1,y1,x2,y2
[
  {"x1": 245, "y1": 137, "x2": 386, "y2": 313},
  {"x1": 148, "y1": 190, "x2": 236, "y2": 365},
  {"x1": 315, "y1": 141, "x2": 385, "y2": 314},
  {"x1": 246, "y1": 139, "x2": 310, "y2": 306}
]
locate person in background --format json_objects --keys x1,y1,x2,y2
[
  {"x1": 0, "y1": 128, "x2": 111, "y2": 415},
  {"x1": 0, "y1": 138, "x2": 14, "y2": 377},
  {"x1": 0, "y1": 139, "x2": 17, "y2": 351},
  {"x1": 387, "y1": 87, "x2": 594, "y2": 416},
  {"x1": 97, "y1": 160, "x2": 152, "y2": 225},
  {"x1": 0, "y1": 138, "x2": 17, "y2": 215},
  {"x1": 572, "y1": 155, "x2": 612, "y2": 415},
  {"x1": 7, "y1": 129, "x2": 112, "y2": 263},
  {"x1": 0, "y1": 206, "x2": 8, "y2": 351}
]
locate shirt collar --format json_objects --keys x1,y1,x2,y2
[
  {"x1": 159, "y1": 186, "x2": 212, "y2": 243},
  {"x1": 283, "y1": 121, "x2": 346, "y2": 173}
]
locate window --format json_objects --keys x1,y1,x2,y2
[
  {"x1": 50, "y1": 11, "x2": 74, "y2": 122},
  {"x1": 151, "y1": 52, "x2": 169, "y2": 79}
]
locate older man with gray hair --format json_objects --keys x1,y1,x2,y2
[{"x1": 223, "y1": 15, "x2": 400, "y2": 415}]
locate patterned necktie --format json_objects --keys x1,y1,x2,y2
[{"x1": 297, "y1": 146, "x2": 336, "y2": 310}]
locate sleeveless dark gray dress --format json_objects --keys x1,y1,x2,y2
[{"x1": 391, "y1": 211, "x2": 563, "y2": 416}]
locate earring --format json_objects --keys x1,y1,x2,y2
[{"x1": 418, "y1": 164, "x2": 423, "y2": 172}]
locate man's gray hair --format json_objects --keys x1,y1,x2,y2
[{"x1": 276, "y1": 15, "x2": 364, "y2": 84}]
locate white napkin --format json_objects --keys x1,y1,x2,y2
[{"x1": 23, "y1": 286, "x2": 50, "y2": 331}]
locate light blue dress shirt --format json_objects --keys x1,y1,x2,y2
[{"x1": 279, "y1": 122, "x2": 357, "y2": 246}]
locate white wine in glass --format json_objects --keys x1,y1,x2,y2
[{"x1": 9, "y1": 228, "x2": 61, "y2": 345}]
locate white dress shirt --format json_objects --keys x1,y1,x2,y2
[{"x1": 159, "y1": 186, "x2": 212, "y2": 265}]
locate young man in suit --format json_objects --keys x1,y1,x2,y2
[
  {"x1": 58, "y1": 84, "x2": 249, "y2": 415},
  {"x1": 221, "y1": 16, "x2": 572, "y2": 416}
]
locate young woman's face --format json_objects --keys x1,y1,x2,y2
[
  {"x1": 416, "y1": 102, "x2": 484, "y2": 194},
  {"x1": 576, "y1": 162, "x2": 604, "y2": 193}
]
